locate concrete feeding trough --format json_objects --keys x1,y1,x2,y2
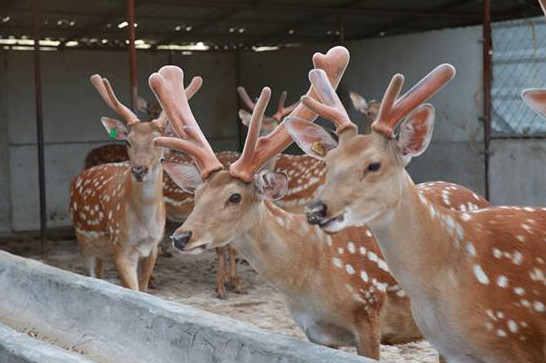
[{"x1": 0, "y1": 251, "x2": 376, "y2": 362}]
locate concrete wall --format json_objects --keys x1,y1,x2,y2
[
  {"x1": 239, "y1": 26, "x2": 486, "y2": 195},
  {"x1": 489, "y1": 139, "x2": 546, "y2": 205},
  {"x1": 0, "y1": 323, "x2": 93, "y2": 363},
  {"x1": 1, "y1": 49, "x2": 238, "y2": 231},
  {"x1": 0, "y1": 251, "x2": 372, "y2": 363},
  {"x1": 0, "y1": 51, "x2": 11, "y2": 233}
]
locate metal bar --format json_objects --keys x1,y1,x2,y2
[
  {"x1": 338, "y1": 13, "x2": 345, "y2": 44},
  {"x1": 127, "y1": 0, "x2": 138, "y2": 110},
  {"x1": 150, "y1": 1, "x2": 481, "y2": 19},
  {"x1": 32, "y1": 0, "x2": 48, "y2": 257},
  {"x1": 482, "y1": 0, "x2": 492, "y2": 200},
  {"x1": 235, "y1": 50, "x2": 245, "y2": 150}
]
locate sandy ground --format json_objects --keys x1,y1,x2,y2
[{"x1": 0, "y1": 234, "x2": 439, "y2": 363}]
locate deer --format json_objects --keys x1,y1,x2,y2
[
  {"x1": 349, "y1": 92, "x2": 381, "y2": 134},
  {"x1": 150, "y1": 51, "x2": 491, "y2": 359},
  {"x1": 69, "y1": 73, "x2": 202, "y2": 292},
  {"x1": 84, "y1": 96, "x2": 164, "y2": 169},
  {"x1": 287, "y1": 64, "x2": 546, "y2": 362}
]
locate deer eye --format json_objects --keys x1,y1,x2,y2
[
  {"x1": 229, "y1": 193, "x2": 242, "y2": 204},
  {"x1": 367, "y1": 162, "x2": 381, "y2": 172}
]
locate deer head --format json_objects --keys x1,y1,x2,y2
[
  {"x1": 350, "y1": 92, "x2": 380, "y2": 120},
  {"x1": 286, "y1": 64, "x2": 455, "y2": 232},
  {"x1": 90, "y1": 74, "x2": 202, "y2": 182},
  {"x1": 152, "y1": 47, "x2": 350, "y2": 252},
  {"x1": 237, "y1": 87, "x2": 299, "y2": 136}
]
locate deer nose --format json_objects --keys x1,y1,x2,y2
[
  {"x1": 131, "y1": 166, "x2": 148, "y2": 181},
  {"x1": 306, "y1": 200, "x2": 327, "y2": 225},
  {"x1": 171, "y1": 231, "x2": 192, "y2": 251}
]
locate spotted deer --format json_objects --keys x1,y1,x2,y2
[
  {"x1": 69, "y1": 73, "x2": 202, "y2": 291},
  {"x1": 237, "y1": 86, "x2": 298, "y2": 137},
  {"x1": 350, "y1": 92, "x2": 381, "y2": 134},
  {"x1": 288, "y1": 64, "x2": 546, "y2": 362},
  {"x1": 84, "y1": 96, "x2": 165, "y2": 169},
  {"x1": 150, "y1": 52, "x2": 490, "y2": 359}
]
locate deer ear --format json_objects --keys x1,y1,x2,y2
[
  {"x1": 254, "y1": 170, "x2": 288, "y2": 201},
  {"x1": 396, "y1": 104, "x2": 435, "y2": 158},
  {"x1": 161, "y1": 159, "x2": 204, "y2": 194},
  {"x1": 151, "y1": 112, "x2": 169, "y2": 131},
  {"x1": 285, "y1": 116, "x2": 337, "y2": 160},
  {"x1": 137, "y1": 97, "x2": 148, "y2": 114},
  {"x1": 101, "y1": 117, "x2": 129, "y2": 140},
  {"x1": 238, "y1": 109, "x2": 252, "y2": 127},
  {"x1": 522, "y1": 89, "x2": 546, "y2": 119},
  {"x1": 163, "y1": 121, "x2": 176, "y2": 137},
  {"x1": 350, "y1": 92, "x2": 369, "y2": 114}
]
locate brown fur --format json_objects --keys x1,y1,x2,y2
[
  {"x1": 70, "y1": 122, "x2": 166, "y2": 291},
  {"x1": 172, "y1": 168, "x2": 489, "y2": 359},
  {"x1": 311, "y1": 128, "x2": 546, "y2": 362}
]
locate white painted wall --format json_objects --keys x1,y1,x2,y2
[
  {"x1": 1, "y1": 49, "x2": 238, "y2": 231},
  {"x1": 240, "y1": 26, "x2": 486, "y2": 195},
  {"x1": 3, "y1": 23, "x2": 546, "y2": 232}
]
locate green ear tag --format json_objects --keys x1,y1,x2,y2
[{"x1": 109, "y1": 128, "x2": 118, "y2": 139}]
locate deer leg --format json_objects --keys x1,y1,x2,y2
[
  {"x1": 113, "y1": 250, "x2": 139, "y2": 290},
  {"x1": 215, "y1": 247, "x2": 227, "y2": 299},
  {"x1": 139, "y1": 245, "x2": 159, "y2": 292},
  {"x1": 87, "y1": 256, "x2": 97, "y2": 278},
  {"x1": 228, "y1": 245, "x2": 246, "y2": 294},
  {"x1": 95, "y1": 258, "x2": 104, "y2": 278},
  {"x1": 353, "y1": 312, "x2": 381, "y2": 359}
]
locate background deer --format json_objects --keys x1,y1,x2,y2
[
  {"x1": 69, "y1": 74, "x2": 202, "y2": 292},
  {"x1": 350, "y1": 92, "x2": 381, "y2": 133},
  {"x1": 84, "y1": 95, "x2": 165, "y2": 169},
  {"x1": 151, "y1": 52, "x2": 491, "y2": 359},
  {"x1": 289, "y1": 65, "x2": 546, "y2": 362}
]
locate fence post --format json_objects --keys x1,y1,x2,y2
[{"x1": 482, "y1": 0, "x2": 492, "y2": 200}]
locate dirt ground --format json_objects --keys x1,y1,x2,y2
[{"x1": 0, "y1": 234, "x2": 439, "y2": 363}]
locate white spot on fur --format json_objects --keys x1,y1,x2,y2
[
  {"x1": 360, "y1": 270, "x2": 369, "y2": 282},
  {"x1": 347, "y1": 242, "x2": 356, "y2": 254},
  {"x1": 497, "y1": 275, "x2": 508, "y2": 288},
  {"x1": 492, "y1": 248, "x2": 502, "y2": 259},
  {"x1": 508, "y1": 320, "x2": 518, "y2": 333},
  {"x1": 466, "y1": 242, "x2": 476, "y2": 256},
  {"x1": 496, "y1": 329, "x2": 507, "y2": 337},
  {"x1": 346, "y1": 264, "x2": 355, "y2": 275},
  {"x1": 473, "y1": 265, "x2": 489, "y2": 284},
  {"x1": 332, "y1": 257, "x2": 342, "y2": 268}
]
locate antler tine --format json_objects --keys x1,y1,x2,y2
[
  {"x1": 300, "y1": 68, "x2": 355, "y2": 134},
  {"x1": 90, "y1": 74, "x2": 139, "y2": 125},
  {"x1": 539, "y1": 0, "x2": 546, "y2": 17},
  {"x1": 185, "y1": 76, "x2": 203, "y2": 100},
  {"x1": 229, "y1": 45, "x2": 350, "y2": 182},
  {"x1": 371, "y1": 74, "x2": 404, "y2": 137},
  {"x1": 276, "y1": 91, "x2": 287, "y2": 116},
  {"x1": 234, "y1": 87, "x2": 272, "y2": 174},
  {"x1": 372, "y1": 63, "x2": 456, "y2": 138},
  {"x1": 150, "y1": 66, "x2": 222, "y2": 178},
  {"x1": 237, "y1": 86, "x2": 256, "y2": 111},
  {"x1": 273, "y1": 91, "x2": 300, "y2": 121}
]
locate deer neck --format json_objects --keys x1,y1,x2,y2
[
  {"x1": 231, "y1": 201, "x2": 320, "y2": 294},
  {"x1": 125, "y1": 164, "x2": 164, "y2": 214},
  {"x1": 367, "y1": 172, "x2": 463, "y2": 296}
]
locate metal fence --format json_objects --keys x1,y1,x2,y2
[{"x1": 491, "y1": 15, "x2": 546, "y2": 138}]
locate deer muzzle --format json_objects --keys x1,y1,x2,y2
[{"x1": 171, "y1": 231, "x2": 192, "y2": 251}]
